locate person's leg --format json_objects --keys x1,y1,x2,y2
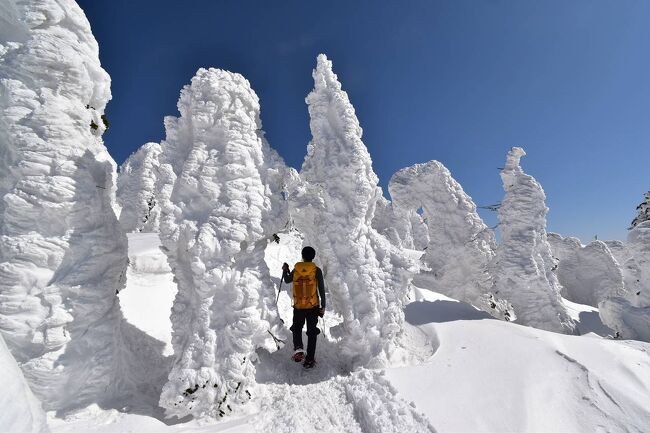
[
  {"x1": 305, "y1": 307, "x2": 320, "y2": 361},
  {"x1": 290, "y1": 308, "x2": 306, "y2": 351}
]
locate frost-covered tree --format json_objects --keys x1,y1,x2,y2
[
  {"x1": 599, "y1": 219, "x2": 650, "y2": 342},
  {"x1": 630, "y1": 191, "x2": 650, "y2": 229},
  {"x1": 0, "y1": 0, "x2": 167, "y2": 411},
  {"x1": 157, "y1": 68, "x2": 287, "y2": 418},
  {"x1": 489, "y1": 148, "x2": 575, "y2": 333},
  {"x1": 287, "y1": 54, "x2": 413, "y2": 368},
  {"x1": 389, "y1": 161, "x2": 513, "y2": 320},
  {"x1": 547, "y1": 234, "x2": 626, "y2": 308},
  {"x1": 117, "y1": 142, "x2": 163, "y2": 232}
]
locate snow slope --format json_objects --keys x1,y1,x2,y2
[{"x1": 390, "y1": 287, "x2": 650, "y2": 433}]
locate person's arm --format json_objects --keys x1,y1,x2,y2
[{"x1": 316, "y1": 267, "x2": 326, "y2": 309}]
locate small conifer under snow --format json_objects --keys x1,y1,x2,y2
[{"x1": 630, "y1": 191, "x2": 650, "y2": 229}]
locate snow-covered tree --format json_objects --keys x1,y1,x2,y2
[
  {"x1": 489, "y1": 148, "x2": 575, "y2": 333},
  {"x1": 287, "y1": 54, "x2": 414, "y2": 368},
  {"x1": 0, "y1": 0, "x2": 167, "y2": 411},
  {"x1": 117, "y1": 142, "x2": 163, "y2": 232},
  {"x1": 599, "y1": 219, "x2": 650, "y2": 342},
  {"x1": 157, "y1": 68, "x2": 287, "y2": 418},
  {"x1": 630, "y1": 191, "x2": 650, "y2": 229},
  {"x1": 547, "y1": 234, "x2": 626, "y2": 308},
  {"x1": 389, "y1": 161, "x2": 513, "y2": 320}
]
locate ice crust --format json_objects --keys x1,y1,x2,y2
[
  {"x1": 287, "y1": 54, "x2": 414, "y2": 368},
  {"x1": 490, "y1": 148, "x2": 575, "y2": 333},
  {"x1": 156, "y1": 68, "x2": 287, "y2": 418},
  {"x1": 389, "y1": 160, "x2": 514, "y2": 320}
]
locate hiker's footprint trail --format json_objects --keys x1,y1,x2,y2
[{"x1": 253, "y1": 370, "x2": 435, "y2": 433}]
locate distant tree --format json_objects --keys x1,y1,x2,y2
[{"x1": 630, "y1": 191, "x2": 650, "y2": 229}]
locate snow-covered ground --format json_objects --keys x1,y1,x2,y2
[{"x1": 47, "y1": 232, "x2": 650, "y2": 433}]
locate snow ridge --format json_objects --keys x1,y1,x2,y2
[
  {"x1": 288, "y1": 54, "x2": 414, "y2": 368},
  {"x1": 389, "y1": 160, "x2": 514, "y2": 320},
  {"x1": 490, "y1": 148, "x2": 575, "y2": 333},
  {"x1": 157, "y1": 68, "x2": 287, "y2": 418}
]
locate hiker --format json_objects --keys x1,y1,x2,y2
[{"x1": 282, "y1": 246, "x2": 326, "y2": 369}]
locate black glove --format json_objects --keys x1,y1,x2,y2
[
  {"x1": 318, "y1": 308, "x2": 325, "y2": 318},
  {"x1": 282, "y1": 262, "x2": 289, "y2": 274}
]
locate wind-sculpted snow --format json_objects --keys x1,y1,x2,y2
[
  {"x1": 372, "y1": 196, "x2": 429, "y2": 250},
  {"x1": 287, "y1": 54, "x2": 414, "y2": 368},
  {"x1": 0, "y1": 334, "x2": 49, "y2": 433},
  {"x1": 389, "y1": 161, "x2": 514, "y2": 321},
  {"x1": 490, "y1": 148, "x2": 575, "y2": 334},
  {"x1": 117, "y1": 142, "x2": 164, "y2": 232},
  {"x1": 157, "y1": 68, "x2": 287, "y2": 418},
  {"x1": 0, "y1": 0, "x2": 165, "y2": 411},
  {"x1": 599, "y1": 221, "x2": 650, "y2": 342},
  {"x1": 548, "y1": 233, "x2": 626, "y2": 307}
]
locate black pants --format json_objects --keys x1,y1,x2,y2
[{"x1": 290, "y1": 307, "x2": 320, "y2": 361}]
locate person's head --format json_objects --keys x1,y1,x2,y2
[{"x1": 302, "y1": 246, "x2": 316, "y2": 262}]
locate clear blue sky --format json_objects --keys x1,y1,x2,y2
[{"x1": 78, "y1": 0, "x2": 650, "y2": 242}]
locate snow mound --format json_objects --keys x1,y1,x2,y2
[
  {"x1": 390, "y1": 160, "x2": 514, "y2": 320},
  {"x1": 548, "y1": 233, "x2": 626, "y2": 307},
  {"x1": 490, "y1": 148, "x2": 575, "y2": 333},
  {"x1": 287, "y1": 54, "x2": 414, "y2": 368},
  {"x1": 157, "y1": 67, "x2": 287, "y2": 418},
  {"x1": 0, "y1": 334, "x2": 50, "y2": 433},
  {"x1": 117, "y1": 142, "x2": 164, "y2": 233}
]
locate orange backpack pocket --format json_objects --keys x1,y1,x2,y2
[{"x1": 292, "y1": 262, "x2": 319, "y2": 309}]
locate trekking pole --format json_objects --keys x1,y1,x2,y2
[{"x1": 275, "y1": 277, "x2": 284, "y2": 324}]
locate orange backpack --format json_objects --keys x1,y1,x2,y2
[{"x1": 292, "y1": 262, "x2": 320, "y2": 309}]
